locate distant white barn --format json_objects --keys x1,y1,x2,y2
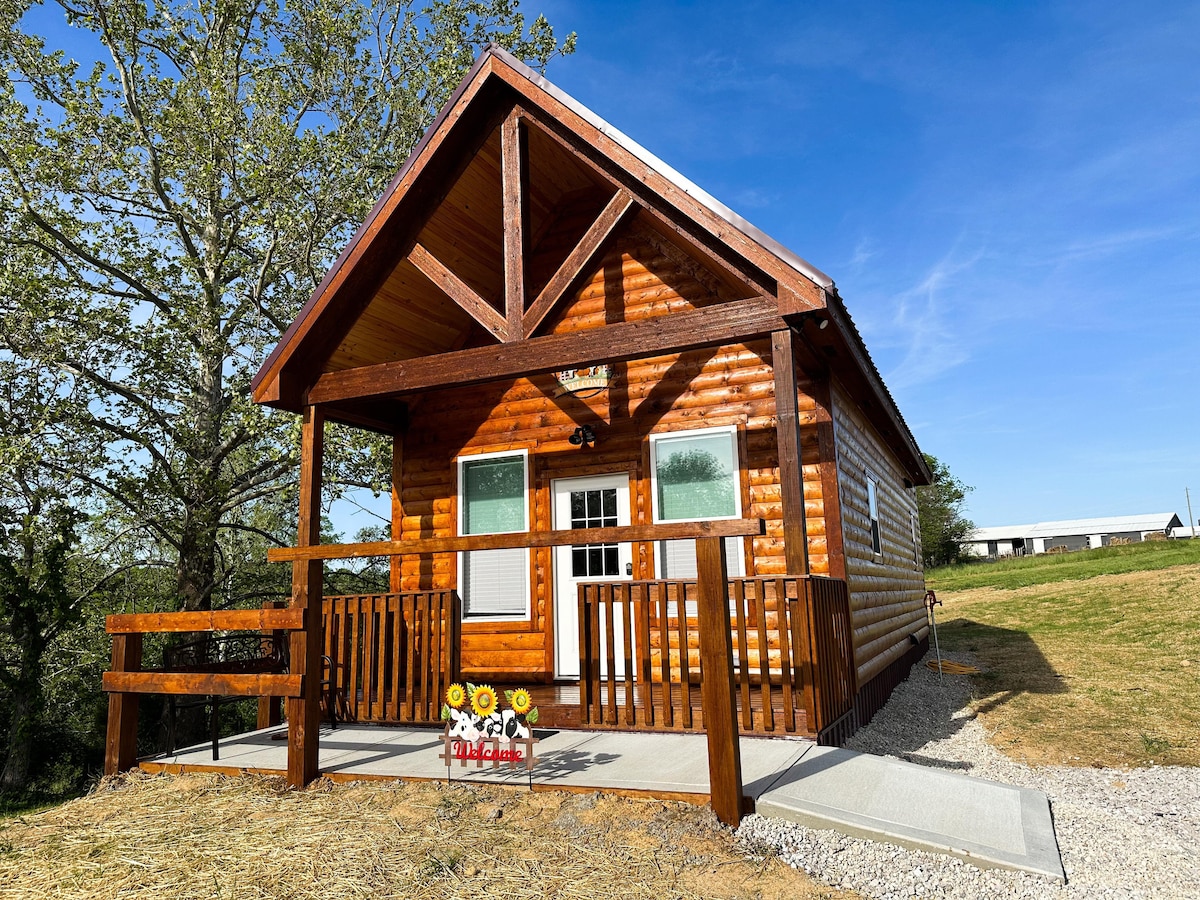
[{"x1": 965, "y1": 513, "x2": 1185, "y2": 557}]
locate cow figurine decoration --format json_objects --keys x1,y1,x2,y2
[{"x1": 439, "y1": 683, "x2": 539, "y2": 773}]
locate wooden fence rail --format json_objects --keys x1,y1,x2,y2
[
  {"x1": 797, "y1": 576, "x2": 856, "y2": 738},
  {"x1": 322, "y1": 591, "x2": 460, "y2": 725},
  {"x1": 101, "y1": 603, "x2": 308, "y2": 776},
  {"x1": 578, "y1": 575, "x2": 853, "y2": 739}
]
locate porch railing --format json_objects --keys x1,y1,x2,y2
[
  {"x1": 578, "y1": 575, "x2": 854, "y2": 739},
  {"x1": 322, "y1": 591, "x2": 460, "y2": 724}
]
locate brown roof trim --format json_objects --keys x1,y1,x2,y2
[
  {"x1": 251, "y1": 50, "x2": 498, "y2": 396},
  {"x1": 487, "y1": 44, "x2": 834, "y2": 290}
]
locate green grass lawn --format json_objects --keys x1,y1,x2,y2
[
  {"x1": 927, "y1": 537, "x2": 1200, "y2": 592},
  {"x1": 925, "y1": 540, "x2": 1200, "y2": 767}
]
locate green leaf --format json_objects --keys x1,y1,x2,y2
[{"x1": 525, "y1": 707, "x2": 539, "y2": 725}]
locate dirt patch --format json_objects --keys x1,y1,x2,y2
[{"x1": 0, "y1": 771, "x2": 857, "y2": 899}]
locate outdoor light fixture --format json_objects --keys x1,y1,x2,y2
[{"x1": 568, "y1": 425, "x2": 597, "y2": 448}]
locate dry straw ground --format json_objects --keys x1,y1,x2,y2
[{"x1": 0, "y1": 771, "x2": 857, "y2": 900}]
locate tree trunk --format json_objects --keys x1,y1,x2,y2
[{"x1": 0, "y1": 646, "x2": 43, "y2": 793}]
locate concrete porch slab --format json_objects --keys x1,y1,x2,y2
[{"x1": 754, "y1": 746, "x2": 1065, "y2": 882}]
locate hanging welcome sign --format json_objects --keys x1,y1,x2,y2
[
  {"x1": 439, "y1": 683, "x2": 540, "y2": 773},
  {"x1": 552, "y1": 364, "x2": 611, "y2": 398}
]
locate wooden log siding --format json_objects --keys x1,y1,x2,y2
[
  {"x1": 322, "y1": 592, "x2": 459, "y2": 724},
  {"x1": 390, "y1": 228, "x2": 832, "y2": 680},
  {"x1": 830, "y1": 380, "x2": 927, "y2": 687},
  {"x1": 578, "y1": 576, "x2": 820, "y2": 736}
]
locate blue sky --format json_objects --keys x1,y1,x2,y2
[
  {"x1": 529, "y1": 0, "x2": 1200, "y2": 527},
  {"x1": 22, "y1": 1, "x2": 1198, "y2": 531}
]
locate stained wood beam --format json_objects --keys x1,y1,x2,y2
[
  {"x1": 308, "y1": 297, "x2": 789, "y2": 405},
  {"x1": 772, "y1": 328, "x2": 810, "y2": 576},
  {"x1": 408, "y1": 242, "x2": 507, "y2": 341},
  {"x1": 502, "y1": 111, "x2": 527, "y2": 340},
  {"x1": 268, "y1": 519, "x2": 765, "y2": 564},
  {"x1": 106, "y1": 608, "x2": 305, "y2": 634},
  {"x1": 522, "y1": 189, "x2": 637, "y2": 338},
  {"x1": 102, "y1": 671, "x2": 303, "y2": 697},
  {"x1": 696, "y1": 535, "x2": 745, "y2": 827},
  {"x1": 289, "y1": 405, "x2": 324, "y2": 788},
  {"x1": 809, "y1": 377, "x2": 847, "y2": 580},
  {"x1": 390, "y1": 433, "x2": 404, "y2": 594},
  {"x1": 512, "y1": 100, "x2": 777, "y2": 300},
  {"x1": 104, "y1": 632, "x2": 142, "y2": 776}
]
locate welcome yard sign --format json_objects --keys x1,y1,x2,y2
[{"x1": 439, "y1": 683, "x2": 540, "y2": 772}]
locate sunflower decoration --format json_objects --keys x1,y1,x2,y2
[
  {"x1": 446, "y1": 683, "x2": 467, "y2": 709},
  {"x1": 470, "y1": 683, "x2": 499, "y2": 718},
  {"x1": 508, "y1": 688, "x2": 533, "y2": 715},
  {"x1": 505, "y1": 688, "x2": 539, "y2": 724}
]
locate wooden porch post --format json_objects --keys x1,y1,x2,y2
[
  {"x1": 772, "y1": 328, "x2": 810, "y2": 576},
  {"x1": 288, "y1": 404, "x2": 325, "y2": 787},
  {"x1": 103, "y1": 632, "x2": 142, "y2": 775},
  {"x1": 809, "y1": 377, "x2": 847, "y2": 580},
  {"x1": 390, "y1": 433, "x2": 404, "y2": 594},
  {"x1": 696, "y1": 535, "x2": 744, "y2": 827}
]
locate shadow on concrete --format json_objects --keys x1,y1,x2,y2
[{"x1": 532, "y1": 748, "x2": 622, "y2": 782}]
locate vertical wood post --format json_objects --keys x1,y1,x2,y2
[
  {"x1": 501, "y1": 109, "x2": 527, "y2": 340},
  {"x1": 390, "y1": 433, "x2": 404, "y2": 594},
  {"x1": 258, "y1": 600, "x2": 286, "y2": 729},
  {"x1": 809, "y1": 377, "x2": 847, "y2": 580},
  {"x1": 104, "y1": 632, "x2": 142, "y2": 775},
  {"x1": 696, "y1": 535, "x2": 744, "y2": 827},
  {"x1": 772, "y1": 328, "x2": 810, "y2": 576},
  {"x1": 288, "y1": 405, "x2": 325, "y2": 787}
]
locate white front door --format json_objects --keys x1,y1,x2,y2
[{"x1": 552, "y1": 473, "x2": 633, "y2": 679}]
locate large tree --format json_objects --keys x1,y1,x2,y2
[
  {"x1": 0, "y1": 0, "x2": 574, "y2": 614},
  {"x1": 916, "y1": 453, "x2": 974, "y2": 569}
]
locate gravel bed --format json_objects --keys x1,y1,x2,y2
[{"x1": 737, "y1": 650, "x2": 1200, "y2": 899}]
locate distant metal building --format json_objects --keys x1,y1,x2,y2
[{"x1": 965, "y1": 513, "x2": 1184, "y2": 557}]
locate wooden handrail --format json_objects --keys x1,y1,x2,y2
[
  {"x1": 102, "y1": 671, "x2": 302, "y2": 697},
  {"x1": 267, "y1": 519, "x2": 765, "y2": 563},
  {"x1": 105, "y1": 608, "x2": 306, "y2": 634}
]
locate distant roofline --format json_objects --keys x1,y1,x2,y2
[{"x1": 969, "y1": 513, "x2": 1182, "y2": 541}]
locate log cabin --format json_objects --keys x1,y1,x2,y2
[{"x1": 103, "y1": 46, "x2": 932, "y2": 822}]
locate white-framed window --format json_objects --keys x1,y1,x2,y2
[
  {"x1": 911, "y1": 512, "x2": 920, "y2": 567},
  {"x1": 650, "y1": 426, "x2": 745, "y2": 577},
  {"x1": 457, "y1": 449, "x2": 530, "y2": 619},
  {"x1": 866, "y1": 472, "x2": 882, "y2": 556}
]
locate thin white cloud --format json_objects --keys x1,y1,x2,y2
[{"x1": 872, "y1": 247, "x2": 983, "y2": 389}]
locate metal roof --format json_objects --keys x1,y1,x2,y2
[
  {"x1": 966, "y1": 525, "x2": 1037, "y2": 542},
  {"x1": 969, "y1": 513, "x2": 1182, "y2": 541}
]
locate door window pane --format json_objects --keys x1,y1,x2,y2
[{"x1": 569, "y1": 487, "x2": 619, "y2": 576}]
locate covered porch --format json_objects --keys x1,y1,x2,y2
[{"x1": 102, "y1": 524, "x2": 855, "y2": 827}]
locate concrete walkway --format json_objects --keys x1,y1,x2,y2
[{"x1": 146, "y1": 724, "x2": 1063, "y2": 881}]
